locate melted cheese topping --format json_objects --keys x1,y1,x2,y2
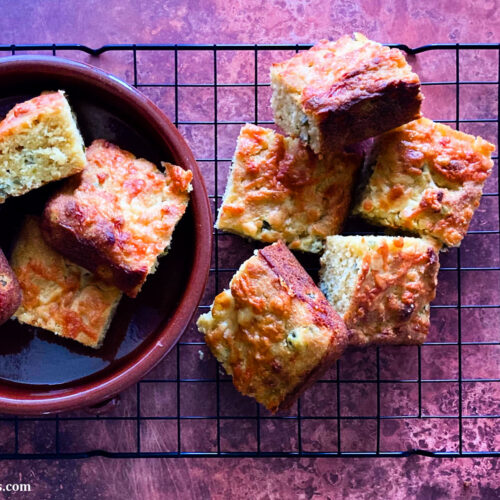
[
  {"x1": 217, "y1": 124, "x2": 360, "y2": 252},
  {"x1": 198, "y1": 241, "x2": 347, "y2": 412},
  {"x1": 356, "y1": 118, "x2": 495, "y2": 246},
  {"x1": 11, "y1": 217, "x2": 121, "y2": 348},
  {"x1": 320, "y1": 235, "x2": 440, "y2": 345},
  {"x1": 271, "y1": 33, "x2": 420, "y2": 114},
  {"x1": 0, "y1": 91, "x2": 67, "y2": 136},
  {"x1": 63, "y1": 139, "x2": 192, "y2": 271}
]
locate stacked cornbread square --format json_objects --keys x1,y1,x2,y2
[
  {"x1": 42, "y1": 139, "x2": 193, "y2": 298},
  {"x1": 0, "y1": 90, "x2": 87, "y2": 332}
]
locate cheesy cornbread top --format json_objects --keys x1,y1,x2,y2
[
  {"x1": 355, "y1": 118, "x2": 495, "y2": 246},
  {"x1": 272, "y1": 34, "x2": 421, "y2": 117},
  {"x1": 43, "y1": 139, "x2": 193, "y2": 296},
  {"x1": 12, "y1": 217, "x2": 121, "y2": 348},
  {"x1": 320, "y1": 235, "x2": 440, "y2": 346},
  {"x1": 217, "y1": 124, "x2": 360, "y2": 253},
  {"x1": 0, "y1": 91, "x2": 68, "y2": 136},
  {"x1": 197, "y1": 241, "x2": 347, "y2": 413}
]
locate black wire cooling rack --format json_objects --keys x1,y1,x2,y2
[{"x1": 0, "y1": 42, "x2": 498, "y2": 459}]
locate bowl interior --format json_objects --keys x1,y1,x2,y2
[{"x1": 0, "y1": 60, "x2": 201, "y2": 394}]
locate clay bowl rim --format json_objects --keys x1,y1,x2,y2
[{"x1": 0, "y1": 55, "x2": 212, "y2": 414}]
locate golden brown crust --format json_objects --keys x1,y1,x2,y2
[
  {"x1": 317, "y1": 80, "x2": 422, "y2": 153},
  {"x1": 42, "y1": 139, "x2": 192, "y2": 297},
  {"x1": 262, "y1": 242, "x2": 347, "y2": 410},
  {"x1": 320, "y1": 236, "x2": 440, "y2": 346},
  {"x1": 197, "y1": 241, "x2": 347, "y2": 413},
  {"x1": 41, "y1": 200, "x2": 147, "y2": 299},
  {"x1": 0, "y1": 249, "x2": 22, "y2": 326},
  {"x1": 11, "y1": 217, "x2": 122, "y2": 348},
  {"x1": 298, "y1": 39, "x2": 420, "y2": 114},
  {"x1": 271, "y1": 33, "x2": 422, "y2": 151},
  {"x1": 355, "y1": 118, "x2": 495, "y2": 247},
  {"x1": 0, "y1": 91, "x2": 67, "y2": 136},
  {"x1": 259, "y1": 242, "x2": 343, "y2": 333},
  {"x1": 348, "y1": 240, "x2": 438, "y2": 345},
  {"x1": 217, "y1": 124, "x2": 361, "y2": 253}
]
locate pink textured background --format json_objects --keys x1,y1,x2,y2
[{"x1": 0, "y1": 1, "x2": 499, "y2": 498}]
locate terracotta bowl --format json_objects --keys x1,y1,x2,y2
[{"x1": 0, "y1": 56, "x2": 212, "y2": 414}]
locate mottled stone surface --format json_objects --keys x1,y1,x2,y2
[
  {"x1": 0, "y1": 457, "x2": 499, "y2": 499},
  {"x1": 0, "y1": 0, "x2": 498, "y2": 46},
  {"x1": 0, "y1": 0, "x2": 499, "y2": 498}
]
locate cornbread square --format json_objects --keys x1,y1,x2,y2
[
  {"x1": 354, "y1": 118, "x2": 495, "y2": 247},
  {"x1": 42, "y1": 139, "x2": 193, "y2": 297},
  {"x1": 0, "y1": 249, "x2": 21, "y2": 326},
  {"x1": 11, "y1": 217, "x2": 122, "y2": 348},
  {"x1": 319, "y1": 235, "x2": 440, "y2": 346},
  {"x1": 197, "y1": 240, "x2": 348, "y2": 413},
  {"x1": 270, "y1": 33, "x2": 422, "y2": 153},
  {"x1": 216, "y1": 124, "x2": 361, "y2": 253},
  {"x1": 0, "y1": 91, "x2": 86, "y2": 203}
]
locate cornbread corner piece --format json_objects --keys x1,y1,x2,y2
[
  {"x1": 197, "y1": 240, "x2": 348, "y2": 413},
  {"x1": 0, "y1": 91, "x2": 86, "y2": 203},
  {"x1": 270, "y1": 33, "x2": 423, "y2": 153},
  {"x1": 319, "y1": 235, "x2": 440, "y2": 346},
  {"x1": 42, "y1": 139, "x2": 193, "y2": 298},
  {"x1": 216, "y1": 123, "x2": 361, "y2": 253},
  {"x1": 0, "y1": 248, "x2": 22, "y2": 326},
  {"x1": 354, "y1": 118, "x2": 495, "y2": 247},
  {"x1": 11, "y1": 217, "x2": 122, "y2": 349}
]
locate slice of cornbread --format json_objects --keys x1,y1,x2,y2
[
  {"x1": 42, "y1": 139, "x2": 193, "y2": 298},
  {"x1": 216, "y1": 124, "x2": 361, "y2": 253},
  {"x1": 11, "y1": 217, "x2": 122, "y2": 348},
  {"x1": 0, "y1": 248, "x2": 22, "y2": 326},
  {"x1": 0, "y1": 91, "x2": 86, "y2": 203},
  {"x1": 197, "y1": 240, "x2": 348, "y2": 413},
  {"x1": 354, "y1": 118, "x2": 495, "y2": 247},
  {"x1": 270, "y1": 33, "x2": 422, "y2": 153},
  {"x1": 319, "y1": 235, "x2": 440, "y2": 346}
]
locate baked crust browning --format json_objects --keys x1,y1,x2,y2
[
  {"x1": 11, "y1": 217, "x2": 122, "y2": 348},
  {"x1": 355, "y1": 118, "x2": 495, "y2": 246},
  {"x1": 259, "y1": 242, "x2": 346, "y2": 335},
  {"x1": 271, "y1": 33, "x2": 422, "y2": 153},
  {"x1": 0, "y1": 249, "x2": 22, "y2": 326},
  {"x1": 317, "y1": 80, "x2": 422, "y2": 153},
  {"x1": 0, "y1": 92, "x2": 67, "y2": 135},
  {"x1": 42, "y1": 139, "x2": 193, "y2": 297},
  {"x1": 216, "y1": 124, "x2": 361, "y2": 253},
  {"x1": 320, "y1": 236, "x2": 440, "y2": 346},
  {"x1": 197, "y1": 241, "x2": 347, "y2": 413}
]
